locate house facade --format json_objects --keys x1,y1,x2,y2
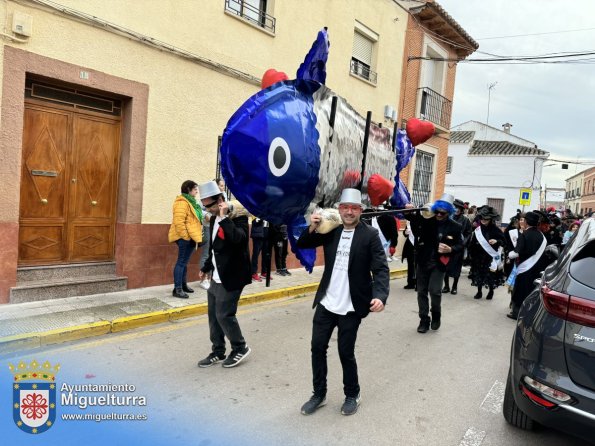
[
  {"x1": 446, "y1": 121, "x2": 549, "y2": 222},
  {"x1": 582, "y1": 167, "x2": 595, "y2": 216},
  {"x1": 565, "y1": 171, "x2": 585, "y2": 216},
  {"x1": 0, "y1": 0, "x2": 472, "y2": 303},
  {"x1": 397, "y1": 0, "x2": 477, "y2": 206},
  {"x1": 0, "y1": 0, "x2": 416, "y2": 303}
]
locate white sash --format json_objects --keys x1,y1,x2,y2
[
  {"x1": 517, "y1": 235, "x2": 547, "y2": 274},
  {"x1": 406, "y1": 222, "x2": 415, "y2": 246},
  {"x1": 371, "y1": 217, "x2": 391, "y2": 253},
  {"x1": 508, "y1": 229, "x2": 519, "y2": 248},
  {"x1": 474, "y1": 226, "x2": 503, "y2": 271}
]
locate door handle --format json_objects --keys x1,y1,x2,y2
[
  {"x1": 41, "y1": 198, "x2": 48, "y2": 205},
  {"x1": 91, "y1": 201, "x2": 97, "y2": 206}
]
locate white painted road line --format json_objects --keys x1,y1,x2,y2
[
  {"x1": 480, "y1": 380, "x2": 505, "y2": 414},
  {"x1": 459, "y1": 427, "x2": 486, "y2": 446}
]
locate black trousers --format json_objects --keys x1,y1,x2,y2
[
  {"x1": 274, "y1": 239, "x2": 288, "y2": 270},
  {"x1": 207, "y1": 281, "x2": 246, "y2": 354},
  {"x1": 311, "y1": 304, "x2": 362, "y2": 398},
  {"x1": 250, "y1": 238, "x2": 263, "y2": 274},
  {"x1": 416, "y1": 265, "x2": 445, "y2": 320}
]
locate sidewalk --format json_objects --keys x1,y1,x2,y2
[{"x1": 0, "y1": 265, "x2": 406, "y2": 355}]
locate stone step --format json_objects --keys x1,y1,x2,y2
[
  {"x1": 10, "y1": 275, "x2": 128, "y2": 303},
  {"x1": 16, "y1": 262, "x2": 117, "y2": 283}
]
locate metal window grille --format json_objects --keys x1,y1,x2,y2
[
  {"x1": 419, "y1": 87, "x2": 452, "y2": 129},
  {"x1": 486, "y1": 198, "x2": 505, "y2": 221},
  {"x1": 225, "y1": 0, "x2": 275, "y2": 33},
  {"x1": 350, "y1": 58, "x2": 377, "y2": 84},
  {"x1": 446, "y1": 156, "x2": 453, "y2": 174},
  {"x1": 410, "y1": 151, "x2": 434, "y2": 206}
]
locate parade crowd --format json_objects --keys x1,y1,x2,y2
[{"x1": 166, "y1": 179, "x2": 590, "y2": 415}]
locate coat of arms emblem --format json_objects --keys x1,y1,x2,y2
[{"x1": 9, "y1": 360, "x2": 60, "y2": 434}]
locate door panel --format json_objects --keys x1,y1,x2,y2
[
  {"x1": 19, "y1": 106, "x2": 71, "y2": 263},
  {"x1": 69, "y1": 114, "x2": 120, "y2": 262},
  {"x1": 19, "y1": 102, "x2": 121, "y2": 265}
]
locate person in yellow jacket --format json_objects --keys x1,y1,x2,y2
[{"x1": 168, "y1": 180, "x2": 203, "y2": 298}]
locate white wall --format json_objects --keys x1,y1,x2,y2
[{"x1": 446, "y1": 143, "x2": 543, "y2": 221}]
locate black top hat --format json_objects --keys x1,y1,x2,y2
[
  {"x1": 453, "y1": 199, "x2": 465, "y2": 209},
  {"x1": 477, "y1": 205, "x2": 500, "y2": 220}
]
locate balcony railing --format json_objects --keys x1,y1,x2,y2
[
  {"x1": 225, "y1": 0, "x2": 276, "y2": 33},
  {"x1": 350, "y1": 58, "x2": 377, "y2": 84},
  {"x1": 419, "y1": 87, "x2": 452, "y2": 129}
]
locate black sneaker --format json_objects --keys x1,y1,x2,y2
[
  {"x1": 283, "y1": 269, "x2": 292, "y2": 276},
  {"x1": 341, "y1": 394, "x2": 361, "y2": 415},
  {"x1": 222, "y1": 347, "x2": 251, "y2": 368},
  {"x1": 403, "y1": 284, "x2": 415, "y2": 289},
  {"x1": 197, "y1": 353, "x2": 226, "y2": 368},
  {"x1": 300, "y1": 394, "x2": 326, "y2": 415}
]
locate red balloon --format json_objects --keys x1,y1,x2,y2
[
  {"x1": 367, "y1": 174, "x2": 394, "y2": 206},
  {"x1": 261, "y1": 69, "x2": 289, "y2": 89},
  {"x1": 406, "y1": 118, "x2": 435, "y2": 146}
]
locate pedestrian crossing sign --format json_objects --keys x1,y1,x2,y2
[{"x1": 519, "y1": 188, "x2": 532, "y2": 206}]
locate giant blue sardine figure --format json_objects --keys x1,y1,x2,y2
[{"x1": 220, "y1": 28, "x2": 434, "y2": 272}]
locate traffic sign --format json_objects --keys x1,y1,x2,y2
[{"x1": 519, "y1": 188, "x2": 532, "y2": 206}]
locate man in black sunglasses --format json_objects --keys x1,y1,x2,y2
[
  {"x1": 405, "y1": 193, "x2": 463, "y2": 333},
  {"x1": 196, "y1": 180, "x2": 252, "y2": 369}
]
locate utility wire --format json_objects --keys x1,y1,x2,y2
[{"x1": 476, "y1": 27, "x2": 595, "y2": 40}]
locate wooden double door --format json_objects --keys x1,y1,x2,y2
[{"x1": 18, "y1": 102, "x2": 121, "y2": 265}]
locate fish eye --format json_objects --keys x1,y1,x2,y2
[{"x1": 268, "y1": 137, "x2": 291, "y2": 177}]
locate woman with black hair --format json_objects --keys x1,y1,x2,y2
[
  {"x1": 468, "y1": 206, "x2": 505, "y2": 300},
  {"x1": 168, "y1": 180, "x2": 203, "y2": 298}
]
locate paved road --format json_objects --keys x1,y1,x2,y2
[{"x1": 4, "y1": 273, "x2": 584, "y2": 446}]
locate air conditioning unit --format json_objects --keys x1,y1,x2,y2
[{"x1": 384, "y1": 105, "x2": 394, "y2": 119}]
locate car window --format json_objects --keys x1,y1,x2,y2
[{"x1": 569, "y1": 241, "x2": 595, "y2": 290}]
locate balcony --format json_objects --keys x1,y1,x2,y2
[
  {"x1": 224, "y1": 0, "x2": 276, "y2": 34},
  {"x1": 350, "y1": 58, "x2": 377, "y2": 85},
  {"x1": 419, "y1": 87, "x2": 452, "y2": 130}
]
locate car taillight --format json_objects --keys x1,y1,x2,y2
[{"x1": 542, "y1": 285, "x2": 595, "y2": 328}]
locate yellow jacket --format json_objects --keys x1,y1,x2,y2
[{"x1": 168, "y1": 195, "x2": 203, "y2": 243}]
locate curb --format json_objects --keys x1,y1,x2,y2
[{"x1": 0, "y1": 269, "x2": 406, "y2": 355}]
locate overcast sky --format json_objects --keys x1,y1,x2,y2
[{"x1": 436, "y1": 0, "x2": 595, "y2": 189}]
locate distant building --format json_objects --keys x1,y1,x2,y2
[
  {"x1": 565, "y1": 171, "x2": 585, "y2": 216},
  {"x1": 446, "y1": 121, "x2": 549, "y2": 222},
  {"x1": 566, "y1": 166, "x2": 595, "y2": 216},
  {"x1": 582, "y1": 167, "x2": 595, "y2": 216},
  {"x1": 540, "y1": 187, "x2": 565, "y2": 211}
]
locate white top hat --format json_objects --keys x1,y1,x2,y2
[
  {"x1": 199, "y1": 181, "x2": 222, "y2": 200},
  {"x1": 438, "y1": 193, "x2": 454, "y2": 205},
  {"x1": 339, "y1": 188, "x2": 363, "y2": 206}
]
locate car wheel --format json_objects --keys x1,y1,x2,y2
[{"x1": 503, "y1": 369, "x2": 535, "y2": 430}]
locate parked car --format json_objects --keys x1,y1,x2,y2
[{"x1": 503, "y1": 217, "x2": 595, "y2": 443}]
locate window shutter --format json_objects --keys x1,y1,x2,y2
[
  {"x1": 352, "y1": 32, "x2": 373, "y2": 65},
  {"x1": 446, "y1": 156, "x2": 453, "y2": 173}
]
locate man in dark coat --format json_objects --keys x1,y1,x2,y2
[
  {"x1": 297, "y1": 188, "x2": 389, "y2": 416},
  {"x1": 405, "y1": 193, "x2": 463, "y2": 333},
  {"x1": 443, "y1": 198, "x2": 472, "y2": 295},
  {"x1": 197, "y1": 181, "x2": 253, "y2": 368},
  {"x1": 508, "y1": 211, "x2": 548, "y2": 319}
]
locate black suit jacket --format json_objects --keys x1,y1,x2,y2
[
  {"x1": 406, "y1": 213, "x2": 463, "y2": 271},
  {"x1": 297, "y1": 222, "x2": 390, "y2": 318},
  {"x1": 201, "y1": 215, "x2": 252, "y2": 292}
]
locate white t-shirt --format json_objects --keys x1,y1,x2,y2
[
  {"x1": 321, "y1": 229, "x2": 355, "y2": 315},
  {"x1": 211, "y1": 216, "x2": 225, "y2": 284}
]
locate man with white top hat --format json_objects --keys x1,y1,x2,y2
[
  {"x1": 405, "y1": 193, "x2": 463, "y2": 333},
  {"x1": 196, "y1": 180, "x2": 252, "y2": 369},
  {"x1": 297, "y1": 188, "x2": 389, "y2": 416}
]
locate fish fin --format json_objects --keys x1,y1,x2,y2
[
  {"x1": 296, "y1": 28, "x2": 330, "y2": 84},
  {"x1": 287, "y1": 216, "x2": 316, "y2": 273},
  {"x1": 391, "y1": 129, "x2": 415, "y2": 207}
]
